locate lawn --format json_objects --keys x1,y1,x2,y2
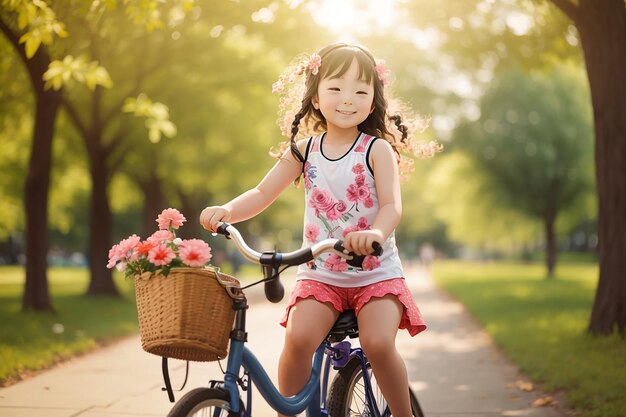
[
  {"x1": 432, "y1": 260, "x2": 625, "y2": 417},
  {"x1": 0, "y1": 263, "x2": 261, "y2": 386},
  {"x1": 0, "y1": 266, "x2": 139, "y2": 385}
]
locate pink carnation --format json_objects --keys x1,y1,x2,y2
[
  {"x1": 156, "y1": 208, "x2": 186, "y2": 230},
  {"x1": 147, "y1": 230, "x2": 174, "y2": 243},
  {"x1": 178, "y1": 239, "x2": 212, "y2": 267},
  {"x1": 148, "y1": 244, "x2": 176, "y2": 266},
  {"x1": 107, "y1": 234, "x2": 140, "y2": 268},
  {"x1": 323, "y1": 254, "x2": 348, "y2": 272},
  {"x1": 362, "y1": 255, "x2": 381, "y2": 271}
]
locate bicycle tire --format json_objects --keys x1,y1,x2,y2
[
  {"x1": 166, "y1": 387, "x2": 245, "y2": 417},
  {"x1": 327, "y1": 357, "x2": 425, "y2": 417}
]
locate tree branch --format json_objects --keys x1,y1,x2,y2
[
  {"x1": 61, "y1": 97, "x2": 89, "y2": 139},
  {"x1": 549, "y1": 0, "x2": 580, "y2": 23}
]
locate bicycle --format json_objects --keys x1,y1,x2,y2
[{"x1": 166, "y1": 223, "x2": 425, "y2": 417}]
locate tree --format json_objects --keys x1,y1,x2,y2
[
  {"x1": 454, "y1": 66, "x2": 594, "y2": 276},
  {"x1": 1, "y1": 0, "x2": 188, "y2": 302},
  {"x1": 400, "y1": 0, "x2": 625, "y2": 334},
  {"x1": 0, "y1": 2, "x2": 66, "y2": 311},
  {"x1": 546, "y1": 0, "x2": 626, "y2": 335}
]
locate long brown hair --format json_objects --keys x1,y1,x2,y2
[{"x1": 286, "y1": 43, "x2": 409, "y2": 163}]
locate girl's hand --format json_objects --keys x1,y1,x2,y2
[
  {"x1": 199, "y1": 206, "x2": 232, "y2": 232},
  {"x1": 343, "y1": 229, "x2": 384, "y2": 256}
]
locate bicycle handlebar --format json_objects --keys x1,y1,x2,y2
[{"x1": 214, "y1": 223, "x2": 382, "y2": 303}]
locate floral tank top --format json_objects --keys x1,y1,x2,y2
[{"x1": 296, "y1": 132, "x2": 404, "y2": 287}]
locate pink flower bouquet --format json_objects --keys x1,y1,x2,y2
[{"x1": 107, "y1": 208, "x2": 212, "y2": 278}]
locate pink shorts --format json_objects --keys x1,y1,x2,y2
[{"x1": 280, "y1": 278, "x2": 427, "y2": 336}]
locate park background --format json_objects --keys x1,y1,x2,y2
[{"x1": 0, "y1": 1, "x2": 624, "y2": 417}]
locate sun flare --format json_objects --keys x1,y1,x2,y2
[{"x1": 308, "y1": 0, "x2": 401, "y2": 40}]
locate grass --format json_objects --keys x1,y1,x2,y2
[
  {"x1": 0, "y1": 263, "x2": 266, "y2": 386},
  {"x1": 0, "y1": 266, "x2": 138, "y2": 385},
  {"x1": 432, "y1": 260, "x2": 626, "y2": 417}
]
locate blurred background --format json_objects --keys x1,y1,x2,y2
[
  {"x1": 3, "y1": 2, "x2": 625, "y2": 415},
  {"x1": 0, "y1": 0, "x2": 596, "y2": 279}
]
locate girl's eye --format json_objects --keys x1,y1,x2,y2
[
  {"x1": 357, "y1": 91, "x2": 368, "y2": 95},
  {"x1": 328, "y1": 87, "x2": 340, "y2": 91}
]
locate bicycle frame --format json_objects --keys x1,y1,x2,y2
[
  {"x1": 201, "y1": 223, "x2": 388, "y2": 417},
  {"x1": 221, "y1": 298, "x2": 328, "y2": 417},
  {"x1": 219, "y1": 299, "x2": 385, "y2": 417}
]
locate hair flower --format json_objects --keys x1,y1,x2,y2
[
  {"x1": 375, "y1": 59, "x2": 390, "y2": 86},
  {"x1": 308, "y1": 53, "x2": 322, "y2": 75}
]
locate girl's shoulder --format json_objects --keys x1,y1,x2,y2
[{"x1": 368, "y1": 136, "x2": 394, "y2": 156}]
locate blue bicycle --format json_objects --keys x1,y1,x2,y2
[{"x1": 167, "y1": 223, "x2": 425, "y2": 417}]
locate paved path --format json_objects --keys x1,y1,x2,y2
[{"x1": 0, "y1": 265, "x2": 566, "y2": 416}]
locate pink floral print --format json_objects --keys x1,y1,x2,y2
[
  {"x1": 305, "y1": 224, "x2": 320, "y2": 242},
  {"x1": 323, "y1": 254, "x2": 349, "y2": 272},
  {"x1": 362, "y1": 255, "x2": 381, "y2": 271}
]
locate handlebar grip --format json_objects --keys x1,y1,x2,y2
[
  {"x1": 370, "y1": 241, "x2": 383, "y2": 256},
  {"x1": 334, "y1": 241, "x2": 383, "y2": 268},
  {"x1": 215, "y1": 223, "x2": 231, "y2": 236}
]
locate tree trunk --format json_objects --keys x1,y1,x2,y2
[
  {"x1": 0, "y1": 18, "x2": 60, "y2": 312},
  {"x1": 576, "y1": 0, "x2": 626, "y2": 334},
  {"x1": 544, "y1": 211, "x2": 557, "y2": 279},
  {"x1": 178, "y1": 193, "x2": 202, "y2": 240},
  {"x1": 141, "y1": 171, "x2": 165, "y2": 237},
  {"x1": 22, "y1": 86, "x2": 61, "y2": 311},
  {"x1": 85, "y1": 139, "x2": 119, "y2": 296},
  {"x1": 83, "y1": 85, "x2": 120, "y2": 297}
]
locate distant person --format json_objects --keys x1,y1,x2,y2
[
  {"x1": 200, "y1": 43, "x2": 441, "y2": 417},
  {"x1": 420, "y1": 242, "x2": 435, "y2": 271}
]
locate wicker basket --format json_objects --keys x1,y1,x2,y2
[{"x1": 134, "y1": 267, "x2": 242, "y2": 362}]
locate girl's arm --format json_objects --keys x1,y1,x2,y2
[
  {"x1": 343, "y1": 139, "x2": 402, "y2": 255},
  {"x1": 200, "y1": 140, "x2": 307, "y2": 232}
]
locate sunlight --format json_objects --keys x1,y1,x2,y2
[{"x1": 307, "y1": 0, "x2": 401, "y2": 40}]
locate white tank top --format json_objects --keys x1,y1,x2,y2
[{"x1": 296, "y1": 132, "x2": 404, "y2": 287}]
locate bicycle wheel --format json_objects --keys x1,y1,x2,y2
[
  {"x1": 327, "y1": 357, "x2": 425, "y2": 417},
  {"x1": 166, "y1": 387, "x2": 245, "y2": 417}
]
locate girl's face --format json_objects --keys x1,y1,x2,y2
[{"x1": 312, "y1": 58, "x2": 375, "y2": 133}]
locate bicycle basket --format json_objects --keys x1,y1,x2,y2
[{"x1": 134, "y1": 267, "x2": 242, "y2": 362}]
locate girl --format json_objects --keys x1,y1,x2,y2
[{"x1": 200, "y1": 43, "x2": 440, "y2": 417}]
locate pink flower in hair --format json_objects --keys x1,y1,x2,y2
[
  {"x1": 308, "y1": 53, "x2": 322, "y2": 75},
  {"x1": 375, "y1": 59, "x2": 390, "y2": 86},
  {"x1": 157, "y1": 208, "x2": 186, "y2": 230},
  {"x1": 179, "y1": 239, "x2": 212, "y2": 267}
]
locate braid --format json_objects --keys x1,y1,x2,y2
[{"x1": 289, "y1": 110, "x2": 306, "y2": 163}]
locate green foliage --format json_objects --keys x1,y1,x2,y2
[
  {"x1": 442, "y1": 64, "x2": 595, "y2": 253},
  {"x1": 455, "y1": 64, "x2": 594, "y2": 214},
  {"x1": 433, "y1": 260, "x2": 625, "y2": 417}
]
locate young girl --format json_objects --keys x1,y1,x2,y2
[{"x1": 200, "y1": 43, "x2": 440, "y2": 417}]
